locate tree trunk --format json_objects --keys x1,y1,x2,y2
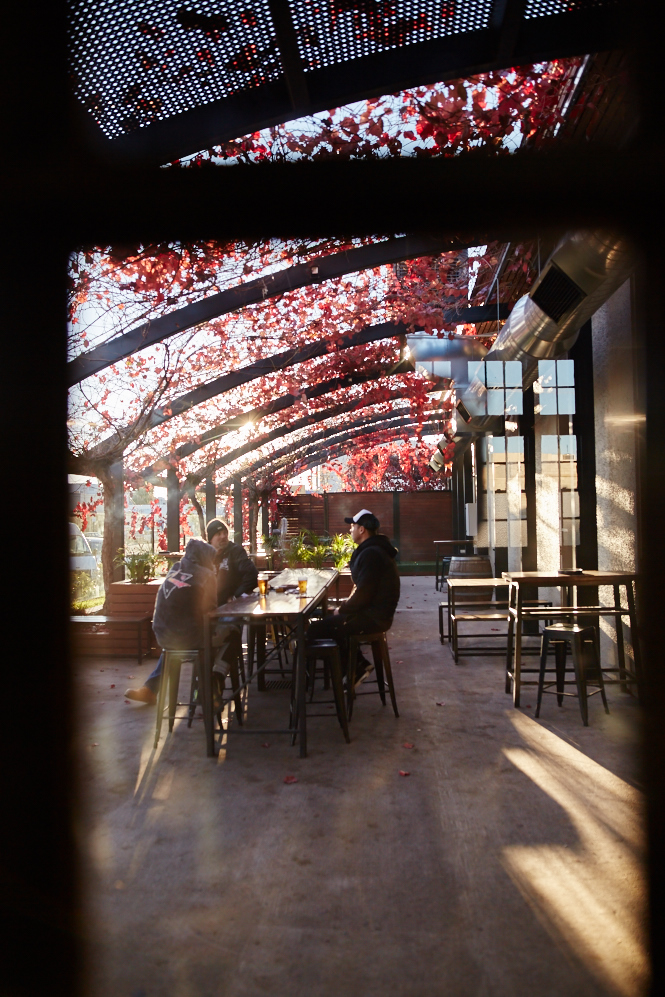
[{"x1": 96, "y1": 463, "x2": 124, "y2": 607}]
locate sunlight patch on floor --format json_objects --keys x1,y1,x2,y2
[{"x1": 501, "y1": 712, "x2": 648, "y2": 996}]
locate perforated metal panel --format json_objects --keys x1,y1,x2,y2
[
  {"x1": 289, "y1": 0, "x2": 492, "y2": 72},
  {"x1": 524, "y1": 0, "x2": 614, "y2": 18},
  {"x1": 69, "y1": 0, "x2": 283, "y2": 139}
]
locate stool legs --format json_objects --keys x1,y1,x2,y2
[
  {"x1": 154, "y1": 651, "x2": 200, "y2": 749},
  {"x1": 347, "y1": 634, "x2": 399, "y2": 719},
  {"x1": 536, "y1": 629, "x2": 610, "y2": 726}
]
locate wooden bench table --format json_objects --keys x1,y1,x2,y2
[{"x1": 70, "y1": 613, "x2": 152, "y2": 665}]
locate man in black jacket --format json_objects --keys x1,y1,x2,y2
[
  {"x1": 206, "y1": 518, "x2": 258, "y2": 603},
  {"x1": 307, "y1": 509, "x2": 400, "y2": 676}
]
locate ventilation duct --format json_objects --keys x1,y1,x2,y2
[{"x1": 453, "y1": 229, "x2": 636, "y2": 440}]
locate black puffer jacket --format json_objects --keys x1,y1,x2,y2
[
  {"x1": 153, "y1": 539, "x2": 217, "y2": 649},
  {"x1": 343, "y1": 533, "x2": 400, "y2": 630},
  {"x1": 214, "y1": 541, "x2": 258, "y2": 605}
]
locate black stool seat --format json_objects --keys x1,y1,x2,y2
[
  {"x1": 536, "y1": 623, "x2": 609, "y2": 726},
  {"x1": 301, "y1": 639, "x2": 350, "y2": 743},
  {"x1": 347, "y1": 632, "x2": 399, "y2": 719}
]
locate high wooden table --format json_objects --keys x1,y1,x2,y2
[
  {"x1": 503, "y1": 570, "x2": 641, "y2": 707},
  {"x1": 202, "y1": 567, "x2": 338, "y2": 758}
]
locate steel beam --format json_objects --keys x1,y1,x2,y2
[{"x1": 68, "y1": 234, "x2": 470, "y2": 385}]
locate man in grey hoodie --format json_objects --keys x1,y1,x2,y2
[
  {"x1": 307, "y1": 509, "x2": 400, "y2": 675},
  {"x1": 125, "y1": 538, "x2": 217, "y2": 704}
]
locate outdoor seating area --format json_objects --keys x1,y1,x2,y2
[
  {"x1": 9, "y1": 2, "x2": 665, "y2": 995},
  {"x1": 75, "y1": 574, "x2": 647, "y2": 996}
]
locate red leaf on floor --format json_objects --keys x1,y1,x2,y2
[
  {"x1": 124, "y1": 699, "x2": 130, "y2": 704},
  {"x1": 398, "y1": 770, "x2": 411, "y2": 777},
  {"x1": 396, "y1": 659, "x2": 403, "y2": 664},
  {"x1": 524, "y1": 704, "x2": 532, "y2": 709},
  {"x1": 127, "y1": 674, "x2": 135, "y2": 679},
  {"x1": 261, "y1": 742, "x2": 270, "y2": 748},
  {"x1": 99, "y1": 669, "x2": 105, "y2": 672},
  {"x1": 402, "y1": 742, "x2": 414, "y2": 749},
  {"x1": 90, "y1": 743, "x2": 99, "y2": 747},
  {"x1": 491, "y1": 628, "x2": 500, "y2": 631},
  {"x1": 406, "y1": 606, "x2": 413, "y2": 609},
  {"x1": 110, "y1": 684, "x2": 115, "y2": 688},
  {"x1": 435, "y1": 701, "x2": 445, "y2": 706},
  {"x1": 283, "y1": 775, "x2": 298, "y2": 784}
]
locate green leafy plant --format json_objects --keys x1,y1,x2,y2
[
  {"x1": 328, "y1": 533, "x2": 355, "y2": 570},
  {"x1": 262, "y1": 532, "x2": 281, "y2": 568},
  {"x1": 308, "y1": 541, "x2": 330, "y2": 570},
  {"x1": 114, "y1": 547, "x2": 163, "y2": 583},
  {"x1": 284, "y1": 532, "x2": 313, "y2": 569}
]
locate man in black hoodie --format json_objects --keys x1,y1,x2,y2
[{"x1": 307, "y1": 509, "x2": 400, "y2": 674}]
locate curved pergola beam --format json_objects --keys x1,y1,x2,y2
[
  {"x1": 167, "y1": 361, "x2": 425, "y2": 463},
  {"x1": 86, "y1": 319, "x2": 408, "y2": 462},
  {"x1": 217, "y1": 411, "x2": 444, "y2": 487},
  {"x1": 181, "y1": 392, "x2": 441, "y2": 487},
  {"x1": 68, "y1": 233, "x2": 469, "y2": 385}
]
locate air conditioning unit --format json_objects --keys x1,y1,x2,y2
[{"x1": 465, "y1": 502, "x2": 478, "y2": 537}]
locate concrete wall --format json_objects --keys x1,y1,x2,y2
[{"x1": 592, "y1": 278, "x2": 640, "y2": 668}]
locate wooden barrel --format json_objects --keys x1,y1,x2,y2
[{"x1": 447, "y1": 555, "x2": 494, "y2": 603}]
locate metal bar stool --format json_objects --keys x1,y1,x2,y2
[
  {"x1": 347, "y1": 633, "x2": 399, "y2": 720},
  {"x1": 154, "y1": 649, "x2": 201, "y2": 749},
  {"x1": 535, "y1": 623, "x2": 610, "y2": 726},
  {"x1": 298, "y1": 639, "x2": 350, "y2": 743}
]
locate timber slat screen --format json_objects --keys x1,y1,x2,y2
[{"x1": 285, "y1": 491, "x2": 452, "y2": 569}]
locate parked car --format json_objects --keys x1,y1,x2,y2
[
  {"x1": 70, "y1": 522, "x2": 101, "y2": 599},
  {"x1": 85, "y1": 534, "x2": 103, "y2": 568}
]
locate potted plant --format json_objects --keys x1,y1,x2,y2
[
  {"x1": 262, "y1": 532, "x2": 281, "y2": 570},
  {"x1": 114, "y1": 547, "x2": 164, "y2": 584},
  {"x1": 328, "y1": 533, "x2": 355, "y2": 571},
  {"x1": 284, "y1": 532, "x2": 313, "y2": 570}
]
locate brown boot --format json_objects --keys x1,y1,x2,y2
[{"x1": 125, "y1": 686, "x2": 157, "y2": 705}]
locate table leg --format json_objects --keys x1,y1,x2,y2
[
  {"x1": 513, "y1": 586, "x2": 523, "y2": 707},
  {"x1": 626, "y1": 580, "x2": 643, "y2": 701},
  {"x1": 202, "y1": 614, "x2": 216, "y2": 757},
  {"x1": 435, "y1": 553, "x2": 441, "y2": 591},
  {"x1": 612, "y1": 583, "x2": 628, "y2": 691},
  {"x1": 296, "y1": 617, "x2": 307, "y2": 758}
]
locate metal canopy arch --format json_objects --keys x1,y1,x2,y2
[
  {"x1": 216, "y1": 414, "x2": 444, "y2": 489},
  {"x1": 214, "y1": 409, "x2": 445, "y2": 486},
  {"x1": 70, "y1": 0, "x2": 628, "y2": 165},
  {"x1": 85, "y1": 319, "x2": 412, "y2": 461},
  {"x1": 176, "y1": 391, "x2": 445, "y2": 487},
  {"x1": 68, "y1": 232, "x2": 484, "y2": 384}
]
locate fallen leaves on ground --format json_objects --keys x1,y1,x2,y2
[
  {"x1": 261, "y1": 742, "x2": 270, "y2": 748},
  {"x1": 402, "y1": 742, "x2": 414, "y2": 749},
  {"x1": 283, "y1": 775, "x2": 298, "y2": 784},
  {"x1": 396, "y1": 659, "x2": 403, "y2": 664},
  {"x1": 436, "y1": 701, "x2": 445, "y2": 706},
  {"x1": 398, "y1": 770, "x2": 411, "y2": 777},
  {"x1": 110, "y1": 684, "x2": 115, "y2": 688}
]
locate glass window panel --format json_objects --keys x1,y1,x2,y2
[
  {"x1": 557, "y1": 359, "x2": 575, "y2": 386},
  {"x1": 561, "y1": 492, "x2": 579, "y2": 517},
  {"x1": 561, "y1": 520, "x2": 580, "y2": 546},
  {"x1": 485, "y1": 361, "x2": 504, "y2": 387},
  {"x1": 509, "y1": 519, "x2": 525, "y2": 547},
  {"x1": 538, "y1": 359, "x2": 556, "y2": 386},
  {"x1": 559, "y1": 435, "x2": 577, "y2": 457},
  {"x1": 504, "y1": 361, "x2": 522, "y2": 387},
  {"x1": 417, "y1": 362, "x2": 433, "y2": 376},
  {"x1": 432, "y1": 360, "x2": 451, "y2": 378},
  {"x1": 507, "y1": 436, "x2": 524, "y2": 454},
  {"x1": 490, "y1": 436, "x2": 505, "y2": 457},
  {"x1": 487, "y1": 388, "x2": 505, "y2": 415},
  {"x1": 557, "y1": 387, "x2": 576, "y2": 414},
  {"x1": 505, "y1": 388, "x2": 523, "y2": 415},
  {"x1": 468, "y1": 361, "x2": 485, "y2": 384},
  {"x1": 494, "y1": 493, "x2": 508, "y2": 519},
  {"x1": 541, "y1": 435, "x2": 559, "y2": 458},
  {"x1": 493, "y1": 466, "x2": 506, "y2": 490},
  {"x1": 539, "y1": 386, "x2": 558, "y2": 415},
  {"x1": 494, "y1": 522, "x2": 509, "y2": 546}
]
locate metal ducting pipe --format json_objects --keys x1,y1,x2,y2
[{"x1": 456, "y1": 229, "x2": 636, "y2": 438}]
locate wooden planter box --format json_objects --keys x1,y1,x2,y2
[{"x1": 72, "y1": 579, "x2": 163, "y2": 658}]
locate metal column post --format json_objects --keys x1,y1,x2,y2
[
  {"x1": 166, "y1": 466, "x2": 179, "y2": 552},
  {"x1": 109, "y1": 458, "x2": 125, "y2": 581},
  {"x1": 205, "y1": 475, "x2": 216, "y2": 523},
  {"x1": 233, "y1": 477, "x2": 243, "y2": 545}
]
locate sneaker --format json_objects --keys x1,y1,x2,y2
[
  {"x1": 124, "y1": 686, "x2": 157, "y2": 706},
  {"x1": 354, "y1": 655, "x2": 375, "y2": 687}
]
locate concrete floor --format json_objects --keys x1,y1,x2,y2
[{"x1": 75, "y1": 577, "x2": 648, "y2": 997}]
